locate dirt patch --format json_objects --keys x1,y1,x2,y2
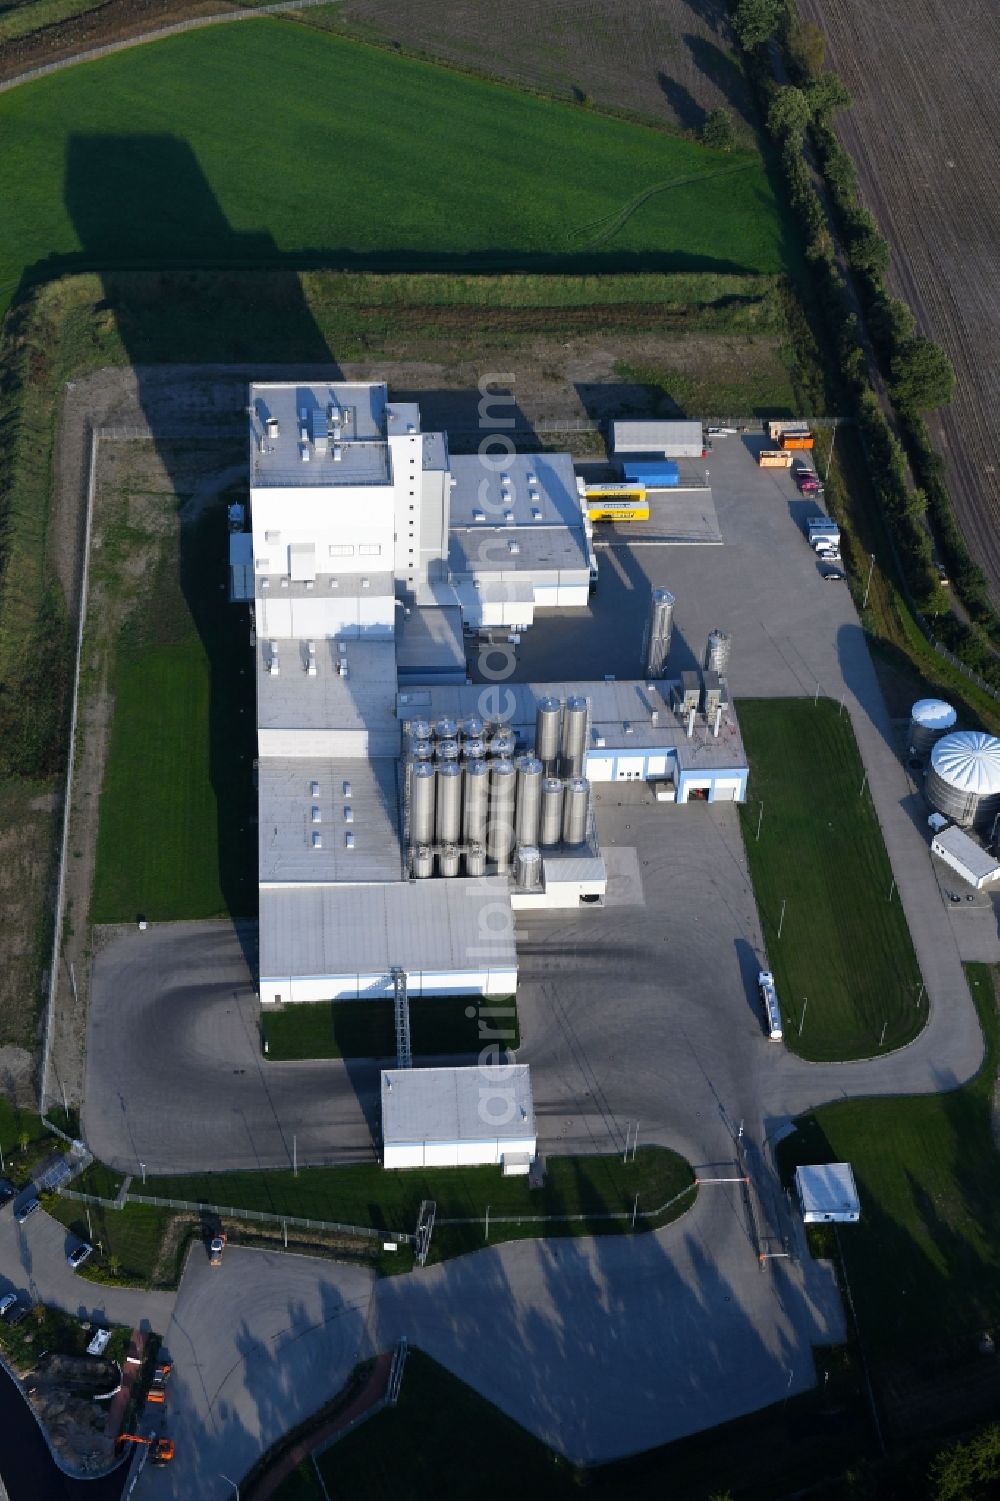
[
  {"x1": 800, "y1": 0, "x2": 1000, "y2": 597},
  {"x1": 0, "y1": 0, "x2": 235, "y2": 84},
  {"x1": 0, "y1": 780, "x2": 60, "y2": 1052}
]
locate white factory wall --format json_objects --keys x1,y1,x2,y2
[
  {"x1": 676, "y1": 770, "x2": 748, "y2": 803},
  {"x1": 255, "y1": 592, "x2": 395, "y2": 640},
  {"x1": 384, "y1": 1134, "x2": 537, "y2": 1170},
  {"x1": 931, "y1": 838, "x2": 1000, "y2": 890},
  {"x1": 261, "y1": 966, "x2": 518, "y2": 1004},
  {"x1": 257, "y1": 727, "x2": 400, "y2": 758},
  {"x1": 250, "y1": 483, "x2": 395, "y2": 577}
]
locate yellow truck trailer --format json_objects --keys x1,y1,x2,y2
[{"x1": 584, "y1": 487, "x2": 650, "y2": 522}]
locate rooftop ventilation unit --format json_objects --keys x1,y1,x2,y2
[
  {"x1": 344, "y1": 807, "x2": 354, "y2": 823},
  {"x1": 345, "y1": 833, "x2": 355, "y2": 850},
  {"x1": 504, "y1": 510, "x2": 515, "y2": 525},
  {"x1": 261, "y1": 577, "x2": 270, "y2": 589},
  {"x1": 305, "y1": 580, "x2": 314, "y2": 592},
  {"x1": 268, "y1": 644, "x2": 280, "y2": 676},
  {"x1": 343, "y1": 780, "x2": 352, "y2": 798},
  {"x1": 266, "y1": 416, "x2": 280, "y2": 438},
  {"x1": 299, "y1": 406, "x2": 308, "y2": 421},
  {"x1": 531, "y1": 507, "x2": 542, "y2": 521},
  {"x1": 333, "y1": 444, "x2": 342, "y2": 462},
  {"x1": 473, "y1": 509, "x2": 486, "y2": 522},
  {"x1": 338, "y1": 658, "x2": 349, "y2": 678},
  {"x1": 527, "y1": 472, "x2": 537, "y2": 484},
  {"x1": 311, "y1": 806, "x2": 321, "y2": 823},
  {"x1": 312, "y1": 832, "x2": 322, "y2": 849},
  {"x1": 299, "y1": 444, "x2": 310, "y2": 463},
  {"x1": 312, "y1": 411, "x2": 329, "y2": 454},
  {"x1": 362, "y1": 577, "x2": 370, "y2": 589},
  {"x1": 508, "y1": 540, "x2": 520, "y2": 554},
  {"x1": 310, "y1": 780, "x2": 320, "y2": 797}
]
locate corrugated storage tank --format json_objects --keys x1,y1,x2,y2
[
  {"x1": 464, "y1": 843, "x2": 487, "y2": 877},
  {"x1": 704, "y1": 629, "x2": 732, "y2": 677},
  {"x1": 926, "y1": 731, "x2": 1000, "y2": 829},
  {"x1": 412, "y1": 845, "x2": 434, "y2": 879},
  {"x1": 562, "y1": 777, "x2": 591, "y2": 845},
  {"x1": 535, "y1": 697, "x2": 563, "y2": 773},
  {"x1": 410, "y1": 763, "x2": 436, "y2": 846},
  {"x1": 435, "y1": 762, "x2": 462, "y2": 843},
  {"x1": 462, "y1": 759, "x2": 490, "y2": 844},
  {"x1": 560, "y1": 696, "x2": 589, "y2": 778},
  {"x1": 908, "y1": 699, "x2": 957, "y2": 759},
  {"x1": 487, "y1": 760, "x2": 517, "y2": 864},
  {"x1": 539, "y1": 777, "x2": 564, "y2": 846},
  {"x1": 515, "y1": 757, "x2": 544, "y2": 845}
]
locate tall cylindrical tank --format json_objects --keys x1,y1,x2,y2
[
  {"x1": 926, "y1": 731, "x2": 1000, "y2": 829},
  {"x1": 460, "y1": 715, "x2": 484, "y2": 739},
  {"x1": 562, "y1": 776, "x2": 591, "y2": 846},
  {"x1": 411, "y1": 845, "x2": 434, "y2": 879},
  {"x1": 438, "y1": 844, "x2": 461, "y2": 878},
  {"x1": 462, "y1": 737, "x2": 486, "y2": 760},
  {"x1": 434, "y1": 717, "x2": 458, "y2": 741},
  {"x1": 539, "y1": 777, "x2": 564, "y2": 846},
  {"x1": 410, "y1": 762, "x2": 436, "y2": 846},
  {"x1": 489, "y1": 729, "x2": 517, "y2": 759},
  {"x1": 514, "y1": 845, "x2": 542, "y2": 891},
  {"x1": 515, "y1": 756, "x2": 543, "y2": 846},
  {"x1": 643, "y1": 588, "x2": 675, "y2": 678},
  {"x1": 534, "y1": 696, "x2": 563, "y2": 773},
  {"x1": 560, "y1": 696, "x2": 589, "y2": 778},
  {"x1": 464, "y1": 843, "x2": 487, "y2": 877},
  {"x1": 704, "y1": 628, "x2": 732, "y2": 678},
  {"x1": 408, "y1": 719, "x2": 432, "y2": 743},
  {"x1": 487, "y1": 759, "x2": 517, "y2": 864},
  {"x1": 411, "y1": 739, "x2": 434, "y2": 762},
  {"x1": 462, "y1": 759, "x2": 490, "y2": 844},
  {"x1": 435, "y1": 762, "x2": 462, "y2": 843},
  {"x1": 435, "y1": 738, "x2": 460, "y2": 762},
  {"x1": 908, "y1": 698, "x2": 957, "y2": 759}
]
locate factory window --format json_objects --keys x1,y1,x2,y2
[
  {"x1": 329, "y1": 544, "x2": 354, "y2": 557},
  {"x1": 359, "y1": 544, "x2": 381, "y2": 556}
]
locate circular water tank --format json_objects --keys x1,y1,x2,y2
[
  {"x1": 926, "y1": 731, "x2": 1000, "y2": 829},
  {"x1": 515, "y1": 845, "x2": 543, "y2": 891},
  {"x1": 908, "y1": 698, "x2": 957, "y2": 759}
]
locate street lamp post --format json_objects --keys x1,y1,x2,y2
[
  {"x1": 139, "y1": 1161, "x2": 146, "y2": 1185},
  {"x1": 862, "y1": 553, "x2": 876, "y2": 610},
  {"x1": 219, "y1": 1474, "x2": 240, "y2": 1501}
]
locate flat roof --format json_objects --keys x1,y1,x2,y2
[
  {"x1": 931, "y1": 824, "x2": 1000, "y2": 881},
  {"x1": 258, "y1": 757, "x2": 401, "y2": 885},
  {"x1": 449, "y1": 524, "x2": 590, "y2": 579},
  {"x1": 250, "y1": 381, "x2": 392, "y2": 488},
  {"x1": 381, "y1": 1064, "x2": 534, "y2": 1145},
  {"x1": 259, "y1": 876, "x2": 516, "y2": 981},
  {"x1": 396, "y1": 605, "x2": 467, "y2": 677},
  {"x1": 794, "y1": 1163, "x2": 859, "y2": 1216},
  {"x1": 397, "y1": 679, "x2": 747, "y2": 769},
  {"x1": 257, "y1": 636, "x2": 399, "y2": 738},
  {"x1": 448, "y1": 453, "x2": 584, "y2": 530},
  {"x1": 612, "y1": 419, "x2": 703, "y2": 453}
]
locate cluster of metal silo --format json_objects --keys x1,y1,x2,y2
[
  {"x1": 704, "y1": 628, "x2": 732, "y2": 677},
  {"x1": 560, "y1": 697, "x2": 589, "y2": 778},
  {"x1": 925, "y1": 731, "x2": 1000, "y2": 830},
  {"x1": 643, "y1": 587, "x2": 675, "y2": 678}
]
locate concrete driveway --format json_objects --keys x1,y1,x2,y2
[{"x1": 138, "y1": 1189, "x2": 843, "y2": 1500}]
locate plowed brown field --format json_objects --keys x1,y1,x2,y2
[{"x1": 800, "y1": 0, "x2": 1000, "y2": 596}]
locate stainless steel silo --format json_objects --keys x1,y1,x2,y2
[
  {"x1": 412, "y1": 845, "x2": 435, "y2": 879},
  {"x1": 560, "y1": 696, "x2": 589, "y2": 778},
  {"x1": 926, "y1": 731, "x2": 1000, "y2": 829},
  {"x1": 534, "y1": 696, "x2": 563, "y2": 773},
  {"x1": 562, "y1": 776, "x2": 591, "y2": 845},
  {"x1": 539, "y1": 777, "x2": 564, "y2": 846},
  {"x1": 409, "y1": 719, "x2": 432, "y2": 743},
  {"x1": 434, "y1": 717, "x2": 458, "y2": 741},
  {"x1": 462, "y1": 759, "x2": 490, "y2": 844},
  {"x1": 438, "y1": 844, "x2": 461, "y2": 878},
  {"x1": 515, "y1": 756, "x2": 543, "y2": 846},
  {"x1": 704, "y1": 628, "x2": 732, "y2": 677},
  {"x1": 643, "y1": 588, "x2": 675, "y2": 678},
  {"x1": 487, "y1": 759, "x2": 517, "y2": 864},
  {"x1": 462, "y1": 737, "x2": 486, "y2": 760},
  {"x1": 410, "y1": 762, "x2": 436, "y2": 846},
  {"x1": 489, "y1": 729, "x2": 517, "y2": 759},
  {"x1": 515, "y1": 845, "x2": 543, "y2": 891},
  {"x1": 411, "y1": 739, "x2": 434, "y2": 762},
  {"x1": 464, "y1": 843, "x2": 487, "y2": 877},
  {"x1": 436, "y1": 762, "x2": 463, "y2": 843},
  {"x1": 908, "y1": 698, "x2": 957, "y2": 759},
  {"x1": 435, "y1": 739, "x2": 460, "y2": 762},
  {"x1": 461, "y1": 715, "x2": 484, "y2": 739}
]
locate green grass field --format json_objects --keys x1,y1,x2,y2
[
  {"x1": 132, "y1": 1147, "x2": 695, "y2": 1261},
  {"x1": 777, "y1": 965, "x2": 1000, "y2": 1360},
  {"x1": 262, "y1": 995, "x2": 520, "y2": 1060},
  {"x1": 90, "y1": 504, "x2": 256, "y2": 922},
  {"x1": 738, "y1": 698, "x2": 923, "y2": 1060},
  {"x1": 0, "y1": 19, "x2": 790, "y2": 320},
  {"x1": 48, "y1": 1195, "x2": 181, "y2": 1288}
]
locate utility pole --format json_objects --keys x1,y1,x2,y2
[
  {"x1": 800, "y1": 998, "x2": 808, "y2": 1036},
  {"x1": 859, "y1": 770, "x2": 868, "y2": 798},
  {"x1": 777, "y1": 898, "x2": 787, "y2": 940},
  {"x1": 862, "y1": 553, "x2": 876, "y2": 610},
  {"x1": 888, "y1": 877, "x2": 896, "y2": 903},
  {"x1": 879, "y1": 1020, "x2": 888, "y2": 1048},
  {"x1": 823, "y1": 421, "x2": 837, "y2": 483},
  {"x1": 755, "y1": 801, "x2": 764, "y2": 841},
  {"x1": 632, "y1": 1193, "x2": 639, "y2": 1230}
]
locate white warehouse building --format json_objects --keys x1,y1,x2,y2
[
  {"x1": 237, "y1": 380, "x2": 748, "y2": 1008},
  {"x1": 381, "y1": 1064, "x2": 536, "y2": 1170}
]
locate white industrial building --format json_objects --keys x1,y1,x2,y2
[
  {"x1": 930, "y1": 824, "x2": 1000, "y2": 891},
  {"x1": 612, "y1": 419, "x2": 706, "y2": 459},
  {"x1": 381, "y1": 1064, "x2": 536, "y2": 1170},
  {"x1": 237, "y1": 380, "x2": 749, "y2": 1009},
  {"x1": 794, "y1": 1164, "x2": 860, "y2": 1224}
]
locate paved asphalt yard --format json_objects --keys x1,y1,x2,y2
[{"x1": 71, "y1": 431, "x2": 986, "y2": 1492}]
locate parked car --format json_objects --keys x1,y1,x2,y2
[
  {"x1": 14, "y1": 1197, "x2": 40, "y2": 1226},
  {"x1": 795, "y1": 469, "x2": 820, "y2": 494},
  {"x1": 67, "y1": 1241, "x2": 92, "y2": 1269},
  {"x1": 823, "y1": 568, "x2": 847, "y2": 582},
  {"x1": 0, "y1": 1178, "x2": 16, "y2": 1207}
]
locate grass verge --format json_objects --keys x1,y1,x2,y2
[
  {"x1": 0, "y1": 1300, "x2": 129, "y2": 1377},
  {"x1": 737, "y1": 696, "x2": 923, "y2": 1060},
  {"x1": 262, "y1": 995, "x2": 519, "y2": 1061},
  {"x1": 776, "y1": 964, "x2": 999, "y2": 1360}
]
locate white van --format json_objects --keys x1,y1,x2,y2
[{"x1": 757, "y1": 970, "x2": 784, "y2": 1041}]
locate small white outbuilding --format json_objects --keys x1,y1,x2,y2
[
  {"x1": 381, "y1": 1064, "x2": 536, "y2": 1171},
  {"x1": 794, "y1": 1163, "x2": 860, "y2": 1224},
  {"x1": 930, "y1": 823, "x2": 1000, "y2": 891}
]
